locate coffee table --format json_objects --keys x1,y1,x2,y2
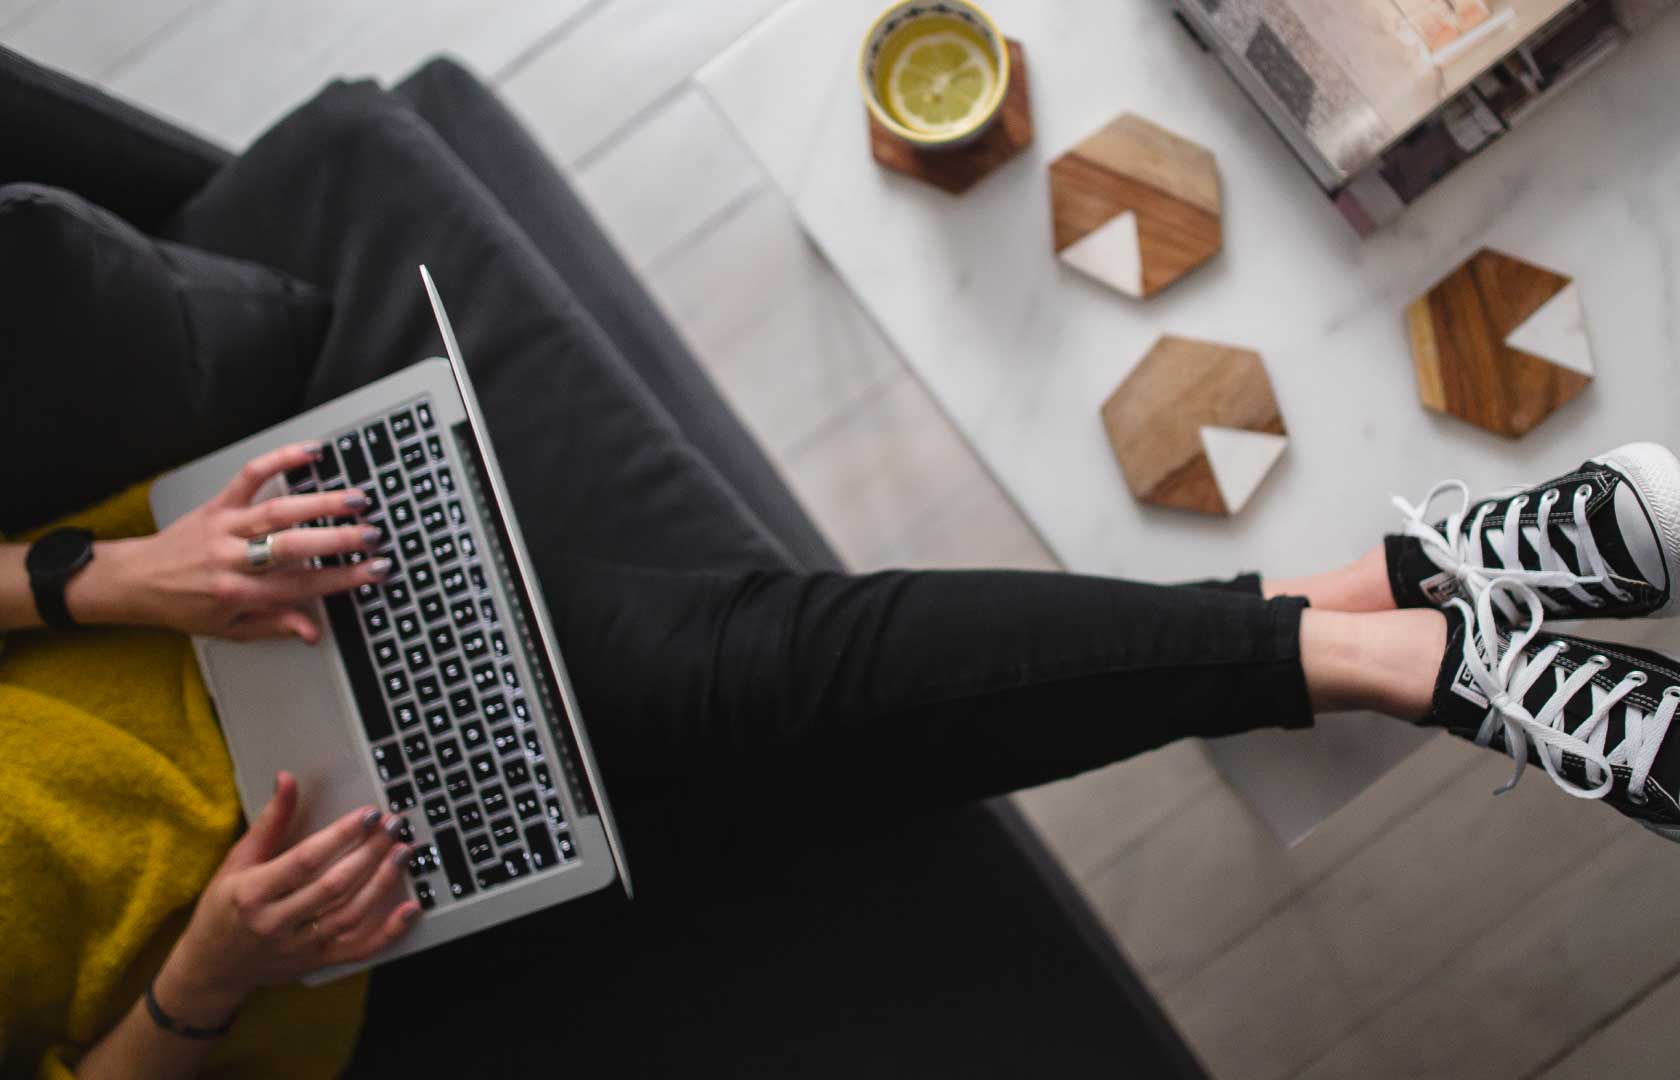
[{"x1": 697, "y1": 0, "x2": 1680, "y2": 842}]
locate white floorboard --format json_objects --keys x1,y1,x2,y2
[{"x1": 3, "y1": 0, "x2": 206, "y2": 78}]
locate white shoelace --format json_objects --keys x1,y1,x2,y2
[
  {"x1": 1449, "y1": 579, "x2": 1678, "y2": 802},
  {"x1": 1393, "y1": 479, "x2": 1632, "y2": 620}
]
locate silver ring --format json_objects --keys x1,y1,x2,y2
[{"x1": 245, "y1": 534, "x2": 276, "y2": 573}]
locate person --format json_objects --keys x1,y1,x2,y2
[{"x1": 4, "y1": 432, "x2": 1680, "y2": 1078}]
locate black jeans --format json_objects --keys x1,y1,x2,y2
[{"x1": 153, "y1": 72, "x2": 1310, "y2": 1075}]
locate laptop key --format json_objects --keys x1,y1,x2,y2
[
  {"x1": 476, "y1": 850, "x2": 528, "y2": 890},
  {"x1": 415, "y1": 879, "x2": 435, "y2": 910},
  {"x1": 513, "y1": 788, "x2": 540, "y2": 820},
  {"x1": 382, "y1": 670, "x2": 409, "y2": 698},
  {"x1": 440, "y1": 657, "x2": 466, "y2": 685},
  {"x1": 402, "y1": 732, "x2": 430, "y2": 762},
  {"x1": 364, "y1": 421, "x2": 395, "y2": 467},
  {"x1": 467, "y1": 832, "x2": 496, "y2": 864},
  {"x1": 372, "y1": 741, "x2": 405, "y2": 781},
  {"x1": 440, "y1": 567, "x2": 468, "y2": 596},
  {"x1": 504, "y1": 760, "x2": 531, "y2": 790},
  {"x1": 395, "y1": 611, "x2": 422, "y2": 642},
  {"x1": 316, "y1": 438, "x2": 342, "y2": 482},
  {"x1": 482, "y1": 696, "x2": 509, "y2": 724},
  {"x1": 390, "y1": 409, "x2": 417, "y2": 441},
  {"x1": 447, "y1": 500, "x2": 465, "y2": 527},
  {"x1": 372, "y1": 638, "x2": 399, "y2": 668},
  {"x1": 534, "y1": 763, "x2": 553, "y2": 791},
  {"x1": 472, "y1": 663, "x2": 497, "y2": 692},
  {"x1": 469, "y1": 565, "x2": 487, "y2": 592},
  {"x1": 512, "y1": 696, "x2": 529, "y2": 722},
  {"x1": 556, "y1": 832, "x2": 576, "y2": 861},
  {"x1": 399, "y1": 442, "x2": 426, "y2": 470},
  {"x1": 393, "y1": 701, "x2": 421, "y2": 731},
  {"x1": 437, "y1": 467, "x2": 454, "y2": 494},
  {"x1": 404, "y1": 644, "x2": 430, "y2": 672},
  {"x1": 457, "y1": 802, "x2": 483, "y2": 830},
  {"x1": 445, "y1": 770, "x2": 472, "y2": 800},
  {"x1": 384, "y1": 581, "x2": 412, "y2": 609},
  {"x1": 523, "y1": 731, "x2": 541, "y2": 756},
  {"x1": 479, "y1": 598, "x2": 498, "y2": 625},
  {"x1": 378, "y1": 470, "x2": 403, "y2": 499},
  {"x1": 389, "y1": 499, "x2": 415, "y2": 529},
  {"x1": 490, "y1": 816, "x2": 518, "y2": 846},
  {"x1": 481, "y1": 785, "x2": 508, "y2": 815},
  {"x1": 427, "y1": 625, "x2": 454, "y2": 653},
  {"x1": 501, "y1": 665, "x2": 519, "y2": 691},
  {"x1": 449, "y1": 598, "x2": 475, "y2": 627},
  {"x1": 407, "y1": 843, "x2": 438, "y2": 878},
  {"x1": 414, "y1": 675, "x2": 442, "y2": 704},
  {"x1": 423, "y1": 796, "x2": 451, "y2": 826},
  {"x1": 458, "y1": 532, "x2": 475, "y2": 559},
  {"x1": 449, "y1": 688, "x2": 476, "y2": 718},
  {"x1": 419, "y1": 503, "x2": 446, "y2": 532},
  {"x1": 545, "y1": 797, "x2": 566, "y2": 826},
  {"x1": 413, "y1": 764, "x2": 441, "y2": 794},
  {"x1": 432, "y1": 827, "x2": 473, "y2": 898},
  {"x1": 461, "y1": 629, "x2": 487, "y2": 659},
  {"x1": 416, "y1": 402, "x2": 435, "y2": 429},
  {"x1": 470, "y1": 753, "x2": 497, "y2": 783},
  {"x1": 362, "y1": 606, "x2": 390, "y2": 637},
  {"x1": 431, "y1": 536, "x2": 458, "y2": 566},
  {"x1": 323, "y1": 593, "x2": 391, "y2": 742},
  {"x1": 410, "y1": 563, "x2": 436, "y2": 591},
  {"x1": 411, "y1": 473, "x2": 437, "y2": 503},
  {"x1": 425, "y1": 708, "x2": 451, "y2": 736},
  {"x1": 525, "y1": 823, "x2": 559, "y2": 870},
  {"x1": 460, "y1": 720, "x2": 486, "y2": 748},
  {"x1": 418, "y1": 592, "x2": 446, "y2": 622},
  {"x1": 385, "y1": 782, "x2": 416, "y2": 813},
  {"x1": 426, "y1": 433, "x2": 444, "y2": 461},
  {"x1": 399, "y1": 532, "x2": 425, "y2": 561},
  {"x1": 435, "y1": 738, "x2": 462, "y2": 769},
  {"x1": 491, "y1": 631, "x2": 508, "y2": 658},
  {"x1": 336, "y1": 431, "x2": 369, "y2": 486},
  {"x1": 491, "y1": 723, "x2": 517, "y2": 754}
]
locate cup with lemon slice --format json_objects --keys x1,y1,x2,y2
[{"x1": 860, "y1": 1, "x2": 1011, "y2": 149}]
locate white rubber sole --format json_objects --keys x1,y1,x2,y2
[{"x1": 1595, "y1": 442, "x2": 1680, "y2": 616}]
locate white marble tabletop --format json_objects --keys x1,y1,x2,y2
[{"x1": 698, "y1": 0, "x2": 1680, "y2": 842}]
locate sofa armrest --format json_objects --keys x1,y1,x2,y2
[{"x1": 0, "y1": 44, "x2": 231, "y2": 230}]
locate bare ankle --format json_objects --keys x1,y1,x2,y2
[{"x1": 1300, "y1": 608, "x2": 1446, "y2": 722}]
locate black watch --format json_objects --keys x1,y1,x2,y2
[{"x1": 26, "y1": 527, "x2": 96, "y2": 630}]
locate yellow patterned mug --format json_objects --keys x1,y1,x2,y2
[{"x1": 859, "y1": 1, "x2": 1011, "y2": 149}]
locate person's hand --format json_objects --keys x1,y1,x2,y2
[
  {"x1": 69, "y1": 442, "x2": 389, "y2": 641},
  {"x1": 151, "y1": 772, "x2": 421, "y2": 1027}
]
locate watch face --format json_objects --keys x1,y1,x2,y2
[{"x1": 27, "y1": 528, "x2": 95, "y2": 579}]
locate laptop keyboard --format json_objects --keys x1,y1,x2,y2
[{"x1": 283, "y1": 394, "x2": 577, "y2": 909}]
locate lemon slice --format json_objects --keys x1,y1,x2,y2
[{"x1": 886, "y1": 31, "x2": 995, "y2": 136}]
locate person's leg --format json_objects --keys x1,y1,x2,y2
[{"x1": 1264, "y1": 544, "x2": 1395, "y2": 612}]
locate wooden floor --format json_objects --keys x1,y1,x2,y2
[{"x1": 8, "y1": 3, "x2": 1680, "y2": 1076}]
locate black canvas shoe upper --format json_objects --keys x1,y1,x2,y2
[
  {"x1": 1388, "y1": 448, "x2": 1676, "y2": 620},
  {"x1": 1427, "y1": 583, "x2": 1680, "y2": 840}
]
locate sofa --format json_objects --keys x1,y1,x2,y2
[{"x1": 1, "y1": 43, "x2": 1208, "y2": 1077}]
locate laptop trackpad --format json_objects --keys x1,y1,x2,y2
[{"x1": 204, "y1": 636, "x2": 372, "y2": 846}]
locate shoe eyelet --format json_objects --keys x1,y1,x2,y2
[
  {"x1": 1627, "y1": 671, "x2": 1649, "y2": 687},
  {"x1": 1540, "y1": 489, "x2": 1560, "y2": 506},
  {"x1": 1589, "y1": 653, "x2": 1612, "y2": 668},
  {"x1": 1511, "y1": 495, "x2": 1529, "y2": 510},
  {"x1": 1587, "y1": 596, "x2": 1607, "y2": 608},
  {"x1": 1577, "y1": 484, "x2": 1594, "y2": 500},
  {"x1": 1664, "y1": 686, "x2": 1680, "y2": 700},
  {"x1": 1629, "y1": 789, "x2": 1650, "y2": 806}
]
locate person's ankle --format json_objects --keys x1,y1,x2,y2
[{"x1": 1301, "y1": 608, "x2": 1445, "y2": 721}]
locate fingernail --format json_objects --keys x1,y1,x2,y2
[
  {"x1": 402, "y1": 904, "x2": 421, "y2": 924},
  {"x1": 344, "y1": 492, "x2": 370, "y2": 511},
  {"x1": 302, "y1": 440, "x2": 324, "y2": 460},
  {"x1": 369, "y1": 558, "x2": 393, "y2": 578},
  {"x1": 361, "y1": 807, "x2": 380, "y2": 831},
  {"x1": 362, "y1": 527, "x2": 383, "y2": 546},
  {"x1": 391, "y1": 845, "x2": 411, "y2": 868},
  {"x1": 384, "y1": 816, "x2": 406, "y2": 841}
]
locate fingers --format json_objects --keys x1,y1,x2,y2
[
  {"x1": 218, "y1": 442, "x2": 324, "y2": 508},
  {"x1": 230, "y1": 488, "x2": 372, "y2": 539},
  {"x1": 245, "y1": 803, "x2": 382, "y2": 903},
  {"x1": 267, "y1": 524, "x2": 382, "y2": 564},
  {"x1": 314, "y1": 834, "x2": 412, "y2": 943},
  {"x1": 326, "y1": 894, "x2": 422, "y2": 967},
  {"x1": 223, "y1": 608, "x2": 320, "y2": 644},
  {"x1": 270, "y1": 814, "x2": 402, "y2": 930},
  {"x1": 225, "y1": 771, "x2": 300, "y2": 870},
  {"x1": 217, "y1": 556, "x2": 390, "y2": 611}
]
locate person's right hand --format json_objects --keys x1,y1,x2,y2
[
  {"x1": 68, "y1": 442, "x2": 390, "y2": 642},
  {"x1": 149, "y1": 772, "x2": 421, "y2": 1028}
]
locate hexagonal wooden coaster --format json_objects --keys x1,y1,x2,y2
[
  {"x1": 866, "y1": 39, "x2": 1032, "y2": 195},
  {"x1": 1050, "y1": 113, "x2": 1222, "y2": 299},
  {"x1": 1407, "y1": 248, "x2": 1593, "y2": 438},
  {"x1": 1101, "y1": 336, "x2": 1287, "y2": 516}
]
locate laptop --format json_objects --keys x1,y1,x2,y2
[{"x1": 151, "y1": 266, "x2": 630, "y2": 981}]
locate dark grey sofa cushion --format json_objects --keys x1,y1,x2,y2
[{"x1": 0, "y1": 183, "x2": 328, "y2": 533}]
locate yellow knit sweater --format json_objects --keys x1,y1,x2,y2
[{"x1": 0, "y1": 484, "x2": 367, "y2": 1079}]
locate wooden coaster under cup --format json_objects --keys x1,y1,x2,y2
[{"x1": 866, "y1": 39, "x2": 1033, "y2": 195}]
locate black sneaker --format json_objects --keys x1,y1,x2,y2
[
  {"x1": 1387, "y1": 442, "x2": 1680, "y2": 620},
  {"x1": 1428, "y1": 582, "x2": 1680, "y2": 841}
]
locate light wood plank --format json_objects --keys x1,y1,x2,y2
[
  {"x1": 498, "y1": 0, "x2": 787, "y2": 167},
  {"x1": 779, "y1": 370, "x2": 1044, "y2": 572},
  {"x1": 107, "y1": 0, "x2": 592, "y2": 148},
  {"x1": 1536, "y1": 963, "x2": 1680, "y2": 1080},
  {"x1": 574, "y1": 87, "x2": 764, "y2": 272},
  {"x1": 2, "y1": 0, "x2": 205, "y2": 80},
  {"x1": 1164, "y1": 740, "x2": 1626, "y2": 1080},
  {"x1": 649, "y1": 186, "x2": 903, "y2": 459},
  {"x1": 1296, "y1": 823, "x2": 1680, "y2": 1079}
]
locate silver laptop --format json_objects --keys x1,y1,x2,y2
[{"x1": 151, "y1": 266, "x2": 630, "y2": 981}]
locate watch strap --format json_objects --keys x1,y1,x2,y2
[{"x1": 30, "y1": 574, "x2": 76, "y2": 630}]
